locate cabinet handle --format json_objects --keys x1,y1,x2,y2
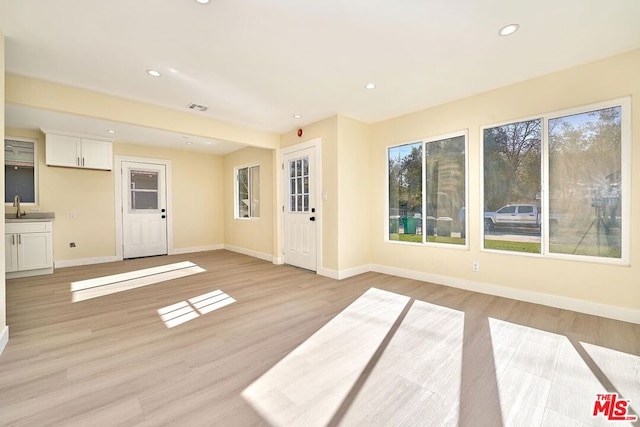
[
  {"x1": 82, "y1": 157, "x2": 85, "y2": 167},
  {"x1": 18, "y1": 235, "x2": 21, "y2": 245},
  {"x1": 12, "y1": 235, "x2": 15, "y2": 245},
  {"x1": 77, "y1": 157, "x2": 80, "y2": 166}
]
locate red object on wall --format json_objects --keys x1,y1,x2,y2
[{"x1": 297, "y1": 128, "x2": 303, "y2": 138}]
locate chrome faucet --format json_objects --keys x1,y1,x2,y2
[{"x1": 13, "y1": 195, "x2": 25, "y2": 218}]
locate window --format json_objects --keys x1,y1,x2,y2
[
  {"x1": 425, "y1": 134, "x2": 466, "y2": 245},
  {"x1": 388, "y1": 142, "x2": 422, "y2": 242},
  {"x1": 289, "y1": 158, "x2": 308, "y2": 213},
  {"x1": 548, "y1": 105, "x2": 624, "y2": 259},
  {"x1": 482, "y1": 98, "x2": 630, "y2": 263},
  {"x1": 5, "y1": 138, "x2": 37, "y2": 204},
  {"x1": 129, "y1": 169, "x2": 159, "y2": 211},
  {"x1": 236, "y1": 165, "x2": 260, "y2": 218},
  {"x1": 388, "y1": 132, "x2": 467, "y2": 246},
  {"x1": 483, "y1": 119, "x2": 542, "y2": 254}
]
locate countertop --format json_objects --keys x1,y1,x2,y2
[{"x1": 5, "y1": 213, "x2": 56, "y2": 223}]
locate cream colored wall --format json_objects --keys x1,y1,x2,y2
[
  {"x1": 336, "y1": 116, "x2": 371, "y2": 271},
  {"x1": 281, "y1": 116, "x2": 339, "y2": 271},
  {"x1": 5, "y1": 127, "x2": 115, "y2": 261},
  {"x1": 370, "y1": 48, "x2": 640, "y2": 312},
  {"x1": 5, "y1": 75, "x2": 280, "y2": 150},
  {"x1": 115, "y1": 143, "x2": 224, "y2": 252},
  {"x1": 3, "y1": 131, "x2": 224, "y2": 261},
  {"x1": 223, "y1": 146, "x2": 274, "y2": 258}
]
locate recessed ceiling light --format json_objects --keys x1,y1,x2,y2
[
  {"x1": 293, "y1": 114, "x2": 302, "y2": 119},
  {"x1": 106, "y1": 129, "x2": 115, "y2": 134},
  {"x1": 195, "y1": 0, "x2": 210, "y2": 4},
  {"x1": 498, "y1": 24, "x2": 519, "y2": 37},
  {"x1": 365, "y1": 83, "x2": 376, "y2": 90},
  {"x1": 147, "y1": 69, "x2": 161, "y2": 77},
  {"x1": 185, "y1": 141, "x2": 193, "y2": 145}
]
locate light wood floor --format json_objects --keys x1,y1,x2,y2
[{"x1": 0, "y1": 250, "x2": 638, "y2": 426}]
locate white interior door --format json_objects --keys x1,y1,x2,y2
[
  {"x1": 122, "y1": 161, "x2": 168, "y2": 259},
  {"x1": 283, "y1": 147, "x2": 317, "y2": 271}
]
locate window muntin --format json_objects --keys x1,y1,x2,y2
[
  {"x1": 388, "y1": 142, "x2": 423, "y2": 242},
  {"x1": 548, "y1": 106, "x2": 622, "y2": 259},
  {"x1": 482, "y1": 98, "x2": 629, "y2": 263},
  {"x1": 237, "y1": 165, "x2": 260, "y2": 218},
  {"x1": 5, "y1": 138, "x2": 37, "y2": 204}
]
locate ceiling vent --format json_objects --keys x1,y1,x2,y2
[{"x1": 187, "y1": 103, "x2": 208, "y2": 112}]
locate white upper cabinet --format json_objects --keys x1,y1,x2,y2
[
  {"x1": 81, "y1": 138, "x2": 112, "y2": 170},
  {"x1": 46, "y1": 133, "x2": 113, "y2": 170}
]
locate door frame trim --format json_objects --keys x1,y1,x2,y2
[
  {"x1": 114, "y1": 155, "x2": 173, "y2": 261},
  {"x1": 278, "y1": 138, "x2": 322, "y2": 272}
]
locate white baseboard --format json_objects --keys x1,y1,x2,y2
[
  {"x1": 0, "y1": 326, "x2": 8, "y2": 357},
  {"x1": 55, "y1": 256, "x2": 119, "y2": 269},
  {"x1": 318, "y1": 264, "x2": 371, "y2": 280},
  {"x1": 224, "y1": 245, "x2": 274, "y2": 263},
  {"x1": 369, "y1": 264, "x2": 640, "y2": 325},
  {"x1": 317, "y1": 267, "x2": 339, "y2": 280},
  {"x1": 336, "y1": 264, "x2": 371, "y2": 280},
  {"x1": 273, "y1": 256, "x2": 284, "y2": 265},
  {"x1": 170, "y1": 245, "x2": 224, "y2": 255}
]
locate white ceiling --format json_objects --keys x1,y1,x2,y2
[{"x1": 2, "y1": 0, "x2": 640, "y2": 151}]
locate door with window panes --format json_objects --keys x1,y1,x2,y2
[
  {"x1": 283, "y1": 147, "x2": 317, "y2": 271},
  {"x1": 122, "y1": 161, "x2": 168, "y2": 259}
]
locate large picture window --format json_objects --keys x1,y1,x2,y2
[
  {"x1": 482, "y1": 98, "x2": 629, "y2": 263},
  {"x1": 548, "y1": 106, "x2": 623, "y2": 258},
  {"x1": 388, "y1": 142, "x2": 422, "y2": 242},
  {"x1": 425, "y1": 134, "x2": 466, "y2": 245},
  {"x1": 388, "y1": 132, "x2": 467, "y2": 246},
  {"x1": 483, "y1": 119, "x2": 542, "y2": 254}
]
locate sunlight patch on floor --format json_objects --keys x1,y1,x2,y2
[
  {"x1": 488, "y1": 318, "x2": 640, "y2": 425},
  {"x1": 158, "y1": 290, "x2": 236, "y2": 328},
  {"x1": 242, "y1": 287, "x2": 464, "y2": 427},
  {"x1": 70, "y1": 261, "x2": 205, "y2": 302}
]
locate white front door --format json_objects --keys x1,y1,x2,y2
[
  {"x1": 122, "y1": 161, "x2": 168, "y2": 259},
  {"x1": 283, "y1": 147, "x2": 317, "y2": 271}
]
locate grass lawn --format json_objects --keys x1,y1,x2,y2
[{"x1": 483, "y1": 239, "x2": 540, "y2": 254}]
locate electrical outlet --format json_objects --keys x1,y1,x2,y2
[
  {"x1": 69, "y1": 242, "x2": 76, "y2": 248},
  {"x1": 472, "y1": 261, "x2": 480, "y2": 272},
  {"x1": 70, "y1": 211, "x2": 77, "y2": 219}
]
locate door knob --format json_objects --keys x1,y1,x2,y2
[
  {"x1": 310, "y1": 216, "x2": 316, "y2": 221},
  {"x1": 162, "y1": 215, "x2": 166, "y2": 219}
]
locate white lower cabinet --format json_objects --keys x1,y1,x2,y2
[{"x1": 5, "y1": 221, "x2": 54, "y2": 278}]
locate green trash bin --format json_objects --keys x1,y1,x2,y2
[{"x1": 402, "y1": 217, "x2": 417, "y2": 234}]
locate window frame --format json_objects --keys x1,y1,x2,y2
[
  {"x1": 234, "y1": 163, "x2": 260, "y2": 220},
  {"x1": 385, "y1": 130, "x2": 469, "y2": 250},
  {"x1": 480, "y1": 97, "x2": 631, "y2": 265},
  {"x1": 4, "y1": 136, "x2": 39, "y2": 206}
]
